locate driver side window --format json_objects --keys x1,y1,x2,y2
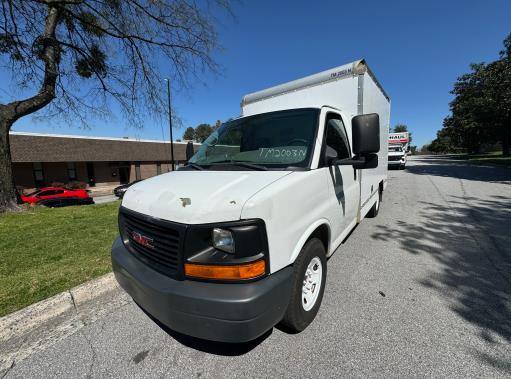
[{"x1": 326, "y1": 118, "x2": 351, "y2": 161}]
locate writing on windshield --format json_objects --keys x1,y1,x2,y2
[{"x1": 189, "y1": 109, "x2": 319, "y2": 169}]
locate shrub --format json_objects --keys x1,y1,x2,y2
[{"x1": 65, "y1": 181, "x2": 88, "y2": 189}]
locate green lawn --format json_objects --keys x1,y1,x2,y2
[
  {"x1": 0, "y1": 201, "x2": 120, "y2": 317},
  {"x1": 464, "y1": 151, "x2": 511, "y2": 166}
]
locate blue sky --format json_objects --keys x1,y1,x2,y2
[{"x1": 4, "y1": 0, "x2": 511, "y2": 147}]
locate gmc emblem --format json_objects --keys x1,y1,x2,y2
[{"x1": 131, "y1": 231, "x2": 154, "y2": 249}]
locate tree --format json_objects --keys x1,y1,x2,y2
[
  {"x1": 182, "y1": 127, "x2": 195, "y2": 141},
  {"x1": 0, "y1": 0, "x2": 230, "y2": 212},
  {"x1": 194, "y1": 123, "x2": 213, "y2": 142},
  {"x1": 213, "y1": 119, "x2": 222, "y2": 130},
  {"x1": 431, "y1": 33, "x2": 511, "y2": 156},
  {"x1": 393, "y1": 124, "x2": 408, "y2": 133},
  {"x1": 393, "y1": 124, "x2": 413, "y2": 143}
]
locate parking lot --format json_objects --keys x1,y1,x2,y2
[{"x1": 4, "y1": 156, "x2": 511, "y2": 378}]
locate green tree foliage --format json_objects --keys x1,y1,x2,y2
[
  {"x1": 393, "y1": 124, "x2": 408, "y2": 132},
  {"x1": 194, "y1": 123, "x2": 214, "y2": 142},
  {"x1": 431, "y1": 33, "x2": 511, "y2": 156},
  {"x1": 213, "y1": 120, "x2": 222, "y2": 130},
  {"x1": 182, "y1": 127, "x2": 195, "y2": 141}
]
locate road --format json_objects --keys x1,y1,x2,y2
[{"x1": 5, "y1": 156, "x2": 511, "y2": 378}]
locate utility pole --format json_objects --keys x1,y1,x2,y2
[{"x1": 165, "y1": 78, "x2": 175, "y2": 171}]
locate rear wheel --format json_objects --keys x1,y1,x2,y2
[{"x1": 280, "y1": 238, "x2": 327, "y2": 332}]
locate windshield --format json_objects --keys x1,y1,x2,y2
[
  {"x1": 188, "y1": 109, "x2": 319, "y2": 169},
  {"x1": 388, "y1": 145, "x2": 403, "y2": 152}
]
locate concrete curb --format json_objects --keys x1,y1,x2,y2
[{"x1": 0, "y1": 272, "x2": 130, "y2": 374}]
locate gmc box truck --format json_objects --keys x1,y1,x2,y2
[{"x1": 112, "y1": 59, "x2": 390, "y2": 342}]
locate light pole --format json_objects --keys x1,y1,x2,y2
[{"x1": 164, "y1": 78, "x2": 175, "y2": 171}]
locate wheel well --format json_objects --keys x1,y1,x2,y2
[
  {"x1": 379, "y1": 180, "x2": 384, "y2": 194},
  {"x1": 308, "y1": 224, "x2": 330, "y2": 254}
]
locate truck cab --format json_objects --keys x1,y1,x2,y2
[
  {"x1": 112, "y1": 60, "x2": 390, "y2": 342},
  {"x1": 388, "y1": 143, "x2": 407, "y2": 169}
]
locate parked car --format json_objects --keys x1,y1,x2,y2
[
  {"x1": 21, "y1": 187, "x2": 93, "y2": 206},
  {"x1": 38, "y1": 197, "x2": 95, "y2": 208},
  {"x1": 113, "y1": 180, "x2": 142, "y2": 198},
  {"x1": 112, "y1": 59, "x2": 390, "y2": 343}
]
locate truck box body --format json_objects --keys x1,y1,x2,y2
[{"x1": 242, "y1": 59, "x2": 390, "y2": 220}]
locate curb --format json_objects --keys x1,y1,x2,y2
[{"x1": 0, "y1": 272, "x2": 130, "y2": 374}]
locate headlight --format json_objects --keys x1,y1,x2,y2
[
  {"x1": 183, "y1": 219, "x2": 269, "y2": 282},
  {"x1": 212, "y1": 228, "x2": 235, "y2": 253}
]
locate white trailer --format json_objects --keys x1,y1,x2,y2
[{"x1": 112, "y1": 59, "x2": 391, "y2": 343}]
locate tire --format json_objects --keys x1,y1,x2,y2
[
  {"x1": 399, "y1": 164, "x2": 406, "y2": 170},
  {"x1": 279, "y1": 238, "x2": 327, "y2": 333},
  {"x1": 366, "y1": 188, "x2": 382, "y2": 218}
]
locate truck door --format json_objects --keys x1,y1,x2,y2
[{"x1": 324, "y1": 116, "x2": 359, "y2": 239}]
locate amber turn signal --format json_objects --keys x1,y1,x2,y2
[{"x1": 184, "y1": 260, "x2": 266, "y2": 280}]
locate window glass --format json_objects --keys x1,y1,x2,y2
[
  {"x1": 67, "y1": 162, "x2": 77, "y2": 180},
  {"x1": 325, "y1": 118, "x2": 350, "y2": 160},
  {"x1": 33, "y1": 162, "x2": 44, "y2": 183},
  {"x1": 189, "y1": 109, "x2": 319, "y2": 168}
]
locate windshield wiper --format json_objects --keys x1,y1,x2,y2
[
  {"x1": 186, "y1": 163, "x2": 205, "y2": 170},
  {"x1": 209, "y1": 160, "x2": 268, "y2": 171}
]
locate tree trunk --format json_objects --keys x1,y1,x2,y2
[
  {"x1": 0, "y1": 4, "x2": 61, "y2": 213},
  {"x1": 0, "y1": 119, "x2": 20, "y2": 212}
]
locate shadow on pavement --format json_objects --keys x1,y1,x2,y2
[
  {"x1": 371, "y1": 195, "x2": 511, "y2": 373},
  {"x1": 407, "y1": 157, "x2": 511, "y2": 184},
  {"x1": 138, "y1": 304, "x2": 271, "y2": 356}
]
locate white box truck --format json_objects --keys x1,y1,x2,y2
[{"x1": 112, "y1": 59, "x2": 390, "y2": 342}]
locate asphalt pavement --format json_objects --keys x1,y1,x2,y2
[{"x1": 4, "y1": 156, "x2": 511, "y2": 378}]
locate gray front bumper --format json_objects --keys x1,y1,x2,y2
[{"x1": 111, "y1": 237, "x2": 293, "y2": 342}]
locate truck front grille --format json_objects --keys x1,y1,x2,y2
[
  {"x1": 119, "y1": 207, "x2": 184, "y2": 279},
  {"x1": 388, "y1": 155, "x2": 402, "y2": 161}
]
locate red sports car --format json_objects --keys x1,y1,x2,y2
[{"x1": 21, "y1": 187, "x2": 92, "y2": 205}]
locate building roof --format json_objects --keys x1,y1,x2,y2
[{"x1": 10, "y1": 132, "x2": 200, "y2": 163}]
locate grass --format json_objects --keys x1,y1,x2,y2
[
  {"x1": 0, "y1": 201, "x2": 120, "y2": 317},
  {"x1": 463, "y1": 151, "x2": 511, "y2": 166}
]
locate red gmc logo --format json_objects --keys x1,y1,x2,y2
[{"x1": 131, "y1": 231, "x2": 154, "y2": 249}]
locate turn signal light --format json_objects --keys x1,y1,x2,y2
[{"x1": 184, "y1": 260, "x2": 266, "y2": 280}]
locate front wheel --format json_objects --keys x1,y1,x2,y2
[{"x1": 279, "y1": 238, "x2": 327, "y2": 333}]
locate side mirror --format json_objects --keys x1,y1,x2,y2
[
  {"x1": 325, "y1": 146, "x2": 338, "y2": 165},
  {"x1": 353, "y1": 153, "x2": 378, "y2": 169},
  {"x1": 185, "y1": 141, "x2": 194, "y2": 161},
  {"x1": 337, "y1": 153, "x2": 378, "y2": 169},
  {"x1": 352, "y1": 113, "x2": 380, "y2": 154}
]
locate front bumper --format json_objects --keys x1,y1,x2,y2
[
  {"x1": 388, "y1": 160, "x2": 405, "y2": 166},
  {"x1": 111, "y1": 237, "x2": 292, "y2": 342}
]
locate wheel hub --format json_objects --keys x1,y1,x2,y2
[{"x1": 302, "y1": 257, "x2": 322, "y2": 311}]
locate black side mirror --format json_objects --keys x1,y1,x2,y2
[
  {"x1": 325, "y1": 146, "x2": 338, "y2": 165},
  {"x1": 352, "y1": 113, "x2": 380, "y2": 154},
  {"x1": 185, "y1": 141, "x2": 194, "y2": 161},
  {"x1": 337, "y1": 153, "x2": 378, "y2": 169}
]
